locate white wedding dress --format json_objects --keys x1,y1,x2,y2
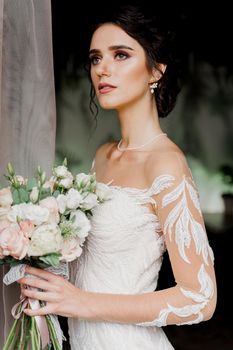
[{"x1": 68, "y1": 152, "x2": 215, "y2": 350}]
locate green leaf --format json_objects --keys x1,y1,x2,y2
[
  {"x1": 9, "y1": 259, "x2": 22, "y2": 267},
  {"x1": 26, "y1": 177, "x2": 37, "y2": 191},
  {"x1": 38, "y1": 187, "x2": 52, "y2": 201},
  {"x1": 39, "y1": 253, "x2": 61, "y2": 267},
  {"x1": 52, "y1": 190, "x2": 60, "y2": 198},
  {"x1": 12, "y1": 189, "x2": 21, "y2": 204},
  {"x1": 1, "y1": 256, "x2": 23, "y2": 267},
  {"x1": 4, "y1": 174, "x2": 11, "y2": 182},
  {"x1": 18, "y1": 188, "x2": 29, "y2": 203},
  {"x1": 0, "y1": 259, "x2": 5, "y2": 265}
]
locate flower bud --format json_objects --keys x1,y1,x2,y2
[
  {"x1": 62, "y1": 157, "x2": 68, "y2": 167},
  {"x1": 30, "y1": 187, "x2": 39, "y2": 203},
  {"x1": 7, "y1": 163, "x2": 15, "y2": 176},
  {"x1": 41, "y1": 171, "x2": 46, "y2": 184},
  {"x1": 37, "y1": 166, "x2": 42, "y2": 175}
]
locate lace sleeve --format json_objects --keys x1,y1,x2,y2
[{"x1": 136, "y1": 152, "x2": 217, "y2": 327}]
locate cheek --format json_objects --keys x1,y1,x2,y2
[{"x1": 121, "y1": 62, "x2": 149, "y2": 92}]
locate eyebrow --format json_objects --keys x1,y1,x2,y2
[{"x1": 89, "y1": 45, "x2": 134, "y2": 55}]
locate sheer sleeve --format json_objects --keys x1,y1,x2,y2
[{"x1": 136, "y1": 151, "x2": 216, "y2": 327}]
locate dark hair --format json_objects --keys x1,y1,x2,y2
[{"x1": 87, "y1": 5, "x2": 182, "y2": 119}]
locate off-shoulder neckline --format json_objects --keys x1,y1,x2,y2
[
  {"x1": 97, "y1": 173, "x2": 195, "y2": 195},
  {"x1": 97, "y1": 180, "x2": 151, "y2": 193}
]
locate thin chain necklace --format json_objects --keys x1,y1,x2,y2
[{"x1": 117, "y1": 132, "x2": 167, "y2": 151}]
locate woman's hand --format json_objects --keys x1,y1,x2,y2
[{"x1": 18, "y1": 265, "x2": 87, "y2": 318}]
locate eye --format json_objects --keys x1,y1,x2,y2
[
  {"x1": 115, "y1": 51, "x2": 130, "y2": 60},
  {"x1": 89, "y1": 55, "x2": 101, "y2": 65}
]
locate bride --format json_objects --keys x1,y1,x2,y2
[{"x1": 18, "y1": 5, "x2": 217, "y2": 349}]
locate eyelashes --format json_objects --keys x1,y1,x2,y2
[
  {"x1": 89, "y1": 55, "x2": 101, "y2": 65},
  {"x1": 89, "y1": 51, "x2": 130, "y2": 65},
  {"x1": 115, "y1": 52, "x2": 130, "y2": 60}
]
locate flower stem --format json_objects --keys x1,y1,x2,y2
[
  {"x1": 2, "y1": 304, "x2": 22, "y2": 350},
  {"x1": 45, "y1": 315, "x2": 62, "y2": 350},
  {"x1": 17, "y1": 310, "x2": 25, "y2": 349},
  {"x1": 30, "y1": 317, "x2": 38, "y2": 350},
  {"x1": 23, "y1": 315, "x2": 32, "y2": 350},
  {"x1": 2, "y1": 316, "x2": 20, "y2": 349},
  {"x1": 34, "y1": 316, "x2": 41, "y2": 349}
]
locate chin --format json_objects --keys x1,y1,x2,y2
[
  {"x1": 99, "y1": 103, "x2": 117, "y2": 110},
  {"x1": 98, "y1": 98, "x2": 120, "y2": 110},
  {"x1": 98, "y1": 96, "x2": 132, "y2": 111}
]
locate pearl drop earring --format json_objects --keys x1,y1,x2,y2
[{"x1": 150, "y1": 82, "x2": 158, "y2": 94}]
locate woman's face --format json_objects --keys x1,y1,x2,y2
[{"x1": 89, "y1": 23, "x2": 153, "y2": 110}]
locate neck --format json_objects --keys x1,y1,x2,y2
[{"x1": 117, "y1": 98, "x2": 162, "y2": 147}]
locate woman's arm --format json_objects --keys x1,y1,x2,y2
[
  {"x1": 76, "y1": 151, "x2": 217, "y2": 326},
  {"x1": 19, "y1": 151, "x2": 216, "y2": 326}
]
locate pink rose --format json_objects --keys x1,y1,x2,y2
[
  {"x1": 14, "y1": 175, "x2": 27, "y2": 185},
  {"x1": 0, "y1": 187, "x2": 13, "y2": 207},
  {"x1": 0, "y1": 207, "x2": 11, "y2": 232},
  {"x1": 39, "y1": 197, "x2": 60, "y2": 224},
  {"x1": 19, "y1": 220, "x2": 35, "y2": 238},
  {"x1": 0, "y1": 224, "x2": 29, "y2": 259},
  {"x1": 60, "y1": 237, "x2": 83, "y2": 262}
]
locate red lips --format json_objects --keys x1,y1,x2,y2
[{"x1": 98, "y1": 83, "x2": 117, "y2": 91}]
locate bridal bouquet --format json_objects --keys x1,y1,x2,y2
[{"x1": 0, "y1": 159, "x2": 110, "y2": 349}]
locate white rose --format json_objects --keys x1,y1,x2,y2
[
  {"x1": 96, "y1": 182, "x2": 112, "y2": 201},
  {"x1": 75, "y1": 173, "x2": 96, "y2": 192},
  {"x1": 0, "y1": 187, "x2": 13, "y2": 207},
  {"x1": 53, "y1": 166, "x2": 73, "y2": 189},
  {"x1": 7, "y1": 204, "x2": 25, "y2": 222},
  {"x1": 30, "y1": 187, "x2": 39, "y2": 203},
  {"x1": 28, "y1": 223, "x2": 62, "y2": 256},
  {"x1": 53, "y1": 165, "x2": 69, "y2": 178},
  {"x1": 39, "y1": 197, "x2": 60, "y2": 224},
  {"x1": 23, "y1": 203, "x2": 50, "y2": 225},
  {"x1": 8, "y1": 203, "x2": 49, "y2": 225},
  {"x1": 75, "y1": 173, "x2": 91, "y2": 186},
  {"x1": 60, "y1": 237, "x2": 83, "y2": 262},
  {"x1": 80, "y1": 193, "x2": 98, "y2": 210},
  {"x1": 70, "y1": 210, "x2": 91, "y2": 238},
  {"x1": 56, "y1": 194, "x2": 67, "y2": 214},
  {"x1": 59, "y1": 175, "x2": 73, "y2": 189},
  {"x1": 66, "y1": 188, "x2": 82, "y2": 209}
]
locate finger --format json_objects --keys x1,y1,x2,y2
[
  {"x1": 24, "y1": 305, "x2": 52, "y2": 316},
  {"x1": 22, "y1": 288, "x2": 55, "y2": 303},
  {"x1": 18, "y1": 277, "x2": 57, "y2": 292},
  {"x1": 20, "y1": 284, "x2": 25, "y2": 299},
  {"x1": 25, "y1": 266, "x2": 55, "y2": 281}
]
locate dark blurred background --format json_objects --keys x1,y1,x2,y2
[
  {"x1": 51, "y1": 1, "x2": 233, "y2": 89},
  {"x1": 51, "y1": 2, "x2": 233, "y2": 349}
]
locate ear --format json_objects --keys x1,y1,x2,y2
[{"x1": 150, "y1": 64, "x2": 167, "y2": 82}]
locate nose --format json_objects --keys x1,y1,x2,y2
[{"x1": 95, "y1": 59, "x2": 111, "y2": 77}]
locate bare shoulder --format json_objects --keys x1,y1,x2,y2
[
  {"x1": 94, "y1": 141, "x2": 116, "y2": 165},
  {"x1": 145, "y1": 137, "x2": 191, "y2": 184}
]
